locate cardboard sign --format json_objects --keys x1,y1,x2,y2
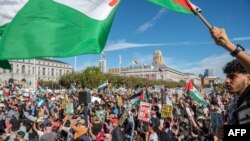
[
  {"x1": 119, "y1": 109, "x2": 129, "y2": 126},
  {"x1": 161, "y1": 104, "x2": 173, "y2": 119},
  {"x1": 66, "y1": 103, "x2": 74, "y2": 115},
  {"x1": 138, "y1": 102, "x2": 151, "y2": 122},
  {"x1": 61, "y1": 98, "x2": 67, "y2": 109}
]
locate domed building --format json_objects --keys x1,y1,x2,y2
[{"x1": 108, "y1": 50, "x2": 201, "y2": 86}]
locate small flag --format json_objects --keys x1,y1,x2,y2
[
  {"x1": 143, "y1": 63, "x2": 147, "y2": 68},
  {"x1": 132, "y1": 59, "x2": 140, "y2": 64},
  {"x1": 184, "y1": 80, "x2": 208, "y2": 106},
  {"x1": 101, "y1": 52, "x2": 106, "y2": 60},
  {"x1": 128, "y1": 89, "x2": 144, "y2": 105},
  {"x1": 36, "y1": 82, "x2": 45, "y2": 93},
  {"x1": 149, "y1": 0, "x2": 201, "y2": 15},
  {"x1": 151, "y1": 65, "x2": 155, "y2": 69},
  {"x1": 98, "y1": 81, "x2": 108, "y2": 90}
]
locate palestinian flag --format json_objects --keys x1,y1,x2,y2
[
  {"x1": 132, "y1": 59, "x2": 140, "y2": 65},
  {"x1": 184, "y1": 80, "x2": 208, "y2": 106},
  {"x1": 0, "y1": 0, "x2": 120, "y2": 60},
  {"x1": 149, "y1": 0, "x2": 201, "y2": 15},
  {"x1": 37, "y1": 82, "x2": 45, "y2": 93},
  {"x1": 128, "y1": 89, "x2": 144, "y2": 105},
  {"x1": 98, "y1": 81, "x2": 108, "y2": 90}
]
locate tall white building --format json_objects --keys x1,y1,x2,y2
[
  {"x1": 99, "y1": 60, "x2": 107, "y2": 73},
  {"x1": 0, "y1": 59, "x2": 73, "y2": 88},
  {"x1": 153, "y1": 50, "x2": 163, "y2": 65}
]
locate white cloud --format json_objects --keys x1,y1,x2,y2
[
  {"x1": 231, "y1": 36, "x2": 250, "y2": 41},
  {"x1": 104, "y1": 35, "x2": 250, "y2": 52},
  {"x1": 136, "y1": 8, "x2": 166, "y2": 33},
  {"x1": 166, "y1": 53, "x2": 234, "y2": 78},
  {"x1": 104, "y1": 39, "x2": 164, "y2": 51}
]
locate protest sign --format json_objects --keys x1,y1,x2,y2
[
  {"x1": 61, "y1": 98, "x2": 67, "y2": 109},
  {"x1": 66, "y1": 103, "x2": 74, "y2": 115},
  {"x1": 161, "y1": 104, "x2": 173, "y2": 118},
  {"x1": 138, "y1": 102, "x2": 151, "y2": 122}
]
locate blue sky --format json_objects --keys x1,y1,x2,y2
[{"x1": 58, "y1": 0, "x2": 250, "y2": 78}]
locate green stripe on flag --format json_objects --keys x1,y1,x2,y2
[
  {"x1": 149, "y1": 0, "x2": 194, "y2": 14},
  {"x1": 187, "y1": 90, "x2": 208, "y2": 106},
  {"x1": 0, "y1": 0, "x2": 119, "y2": 60}
]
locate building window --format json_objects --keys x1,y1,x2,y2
[
  {"x1": 10, "y1": 64, "x2": 13, "y2": 73},
  {"x1": 32, "y1": 67, "x2": 34, "y2": 75},
  {"x1": 16, "y1": 64, "x2": 19, "y2": 73},
  {"x1": 52, "y1": 69, "x2": 54, "y2": 76},
  {"x1": 3, "y1": 69, "x2": 6, "y2": 73},
  {"x1": 59, "y1": 69, "x2": 62, "y2": 76},
  {"x1": 43, "y1": 68, "x2": 45, "y2": 75},
  {"x1": 21, "y1": 65, "x2": 25, "y2": 74}
]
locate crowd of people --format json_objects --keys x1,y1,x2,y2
[{"x1": 0, "y1": 80, "x2": 240, "y2": 141}]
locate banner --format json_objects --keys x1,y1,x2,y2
[
  {"x1": 161, "y1": 104, "x2": 173, "y2": 119},
  {"x1": 138, "y1": 102, "x2": 151, "y2": 122},
  {"x1": 119, "y1": 109, "x2": 129, "y2": 126},
  {"x1": 66, "y1": 103, "x2": 74, "y2": 115}
]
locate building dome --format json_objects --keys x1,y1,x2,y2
[
  {"x1": 154, "y1": 50, "x2": 162, "y2": 56},
  {"x1": 153, "y1": 50, "x2": 163, "y2": 65}
]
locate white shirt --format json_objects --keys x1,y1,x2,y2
[{"x1": 149, "y1": 132, "x2": 158, "y2": 141}]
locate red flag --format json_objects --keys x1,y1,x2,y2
[
  {"x1": 139, "y1": 90, "x2": 144, "y2": 101},
  {"x1": 4, "y1": 88, "x2": 10, "y2": 97}
]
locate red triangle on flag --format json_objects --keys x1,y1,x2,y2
[{"x1": 184, "y1": 80, "x2": 194, "y2": 92}]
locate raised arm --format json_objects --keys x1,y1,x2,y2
[{"x1": 210, "y1": 27, "x2": 250, "y2": 72}]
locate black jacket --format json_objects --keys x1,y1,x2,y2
[
  {"x1": 233, "y1": 86, "x2": 250, "y2": 125},
  {"x1": 112, "y1": 127, "x2": 125, "y2": 141}
]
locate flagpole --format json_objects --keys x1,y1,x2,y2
[
  {"x1": 194, "y1": 10, "x2": 227, "y2": 45},
  {"x1": 193, "y1": 10, "x2": 212, "y2": 29},
  {"x1": 142, "y1": 61, "x2": 144, "y2": 79},
  {"x1": 119, "y1": 55, "x2": 121, "y2": 76},
  {"x1": 33, "y1": 59, "x2": 36, "y2": 91},
  {"x1": 74, "y1": 56, "x2": 77, "y2": 71}
]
